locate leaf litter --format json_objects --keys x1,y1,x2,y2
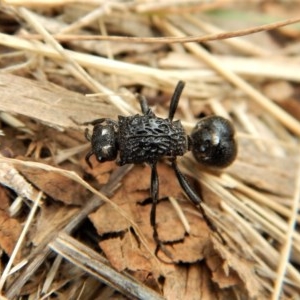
[{"x1": 0, "y1": 1, "x2": 300, "y2": 299}]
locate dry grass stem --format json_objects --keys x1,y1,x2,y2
[
  {"x1": 272, "y1": 165, "x2": 300, "y2": 300},
  {"x1": 0, "y1": 191, "x2": 43, "y2": 291}
]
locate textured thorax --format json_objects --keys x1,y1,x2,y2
[{"x1": 118, "y1": 114, "x2": 188, "y2": 165}]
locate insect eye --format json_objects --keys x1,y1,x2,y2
[{"x1": 190, "y1": 116, "x2": 237, "y2": 168}]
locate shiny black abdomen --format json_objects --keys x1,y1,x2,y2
[{"x1": 118, "y1": 114, "x2": 188, "y2": 165}]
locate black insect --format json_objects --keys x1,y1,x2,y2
[{"x1": 84, "y1": 81, "x2": 237, "y2": 256}]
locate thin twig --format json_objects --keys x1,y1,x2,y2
[{"x1": 24, "y1": 16, "x2": 300, "y2": 44}]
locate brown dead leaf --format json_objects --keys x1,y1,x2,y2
[
  {"x1": 89, "y1": 162, "x2": 258, "y2": 298},
  {"x1": 166, "y1": 232, "x2": 209, "y2": 263},
  {"x1": 0, "y1": 210, "x2": 22, "y2": 261},
  {"x1": 99, "y1": 230, "x2": 161, "y2": 291},
  {"x1": 162, "y1": 264, "x2": 189, "y2": 300},
  {"x1": 187, "y1": 264, "x2": 211, "y2": 300},
  {"x1": 136, "y1": 201, "x2": 186, "y2": 243},
  {"x1": 136, "y1": 200, "x2": 211, "y2": 263},
  {"x1": 85, "y1": 160, "x2": 118, "y2": 185},
  {"x1": 205, "y1": 247, "x2": 241, "y2": 289},
  {"x1": 31, "y1": 202, "x2": 79, "y2": 246},
  {"x1": 209, "y1": 242, "x2": 264, "y2": 299},
  {"x1": 0, "y1": 186, "x2": 10, "y2": 210},
  {"x1": 121, "y1": 164, "x2": 153, "y2": 193},
  {"x1": 117, "y1": 232, "x2": 153, "y2": 273},
  {"x1": 99, "y1": 237, "x2": 126, "y2": 272},
  {"x1": 89, "y1": 163, "x2": 184, "y2": 236},
  {"x1": 17, "y1": 164, "x2": 89, "y2": 205},
  {"x1": 183, "y1": 264, "x2": 204, "y2": 300},
  {"x1": 89, "y1": 203, "x2": 130, "y2": 234},
  {"x1": 162, "y1": 263, "x2": 229, "y2": 300}
]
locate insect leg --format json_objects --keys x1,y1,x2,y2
[
  {"x1": 136, "y1": 94, "x2": 154, "y2": 116},
  {"x1": 84, "y1": 128, "x2": 91, "y2": 141},
  {"x1": 168, "y1": 81, "x2": 185, "y2": 121},
  {"x1": 149, "y1": 163, "x2": 172, "y2": 258},
  {"x1": 82, "y1": 118, "x2": 106, "y2": 126},
  {"x1": 170, "y1": 158, "x2": 226, "y2": 244},
  {"x1": 150, "y1": 163, "x2": 159, "y2": 243},
  {"x1": 85, "y1": 149, "x2": 94, "y2": 168}
]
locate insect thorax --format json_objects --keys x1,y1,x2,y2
[{"x1": 118, "y1": 114, "x2": 188, "y2": 165}]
